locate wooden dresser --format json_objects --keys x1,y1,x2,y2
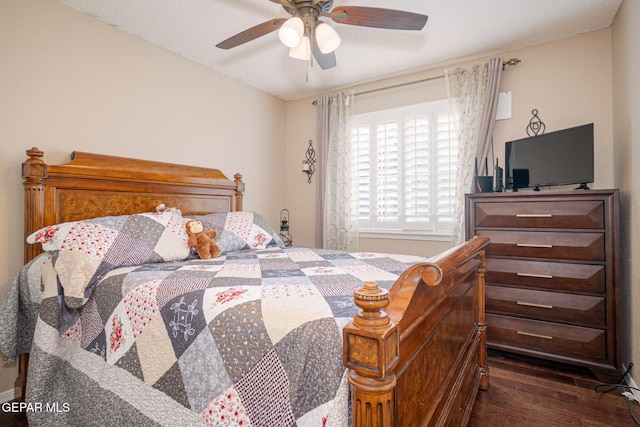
[{"x1": 465, "y1": 190, "x2": 620, "y2": 380}]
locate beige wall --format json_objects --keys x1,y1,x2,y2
[
  {"x1": 492, "y1": 30, "x2": 614, "y2": 190},
  {"x1": 285, "y1": 98, "x2": 318, "y2": 248},
  {"x1": 0, "y1": 0, "x2": 287, "y2": 394},
  {"x1": 286, "y1": 29, "x2": 616, "y2": 254},
  {"x1": 612, "y1": 0, "x2": 640, "y2": 389}
]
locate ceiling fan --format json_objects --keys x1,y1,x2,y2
[{"x1": 216, "y1": 0, "x2": 428, "y2": 70}]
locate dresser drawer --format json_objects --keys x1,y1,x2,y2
[
  {"x1": 486, "y1": 285, "x2": 606, "y2": 327},
  {"x1": 486, "y1": 314, "x2": 606, "y2": 361},
  {"x1": 474, "y1": 200, "x2": 604, "y2": 229},
  {"x1": 479, "y1": 230, "x2": 605, "y2": 261},
  {"x1": 485, "y1": 258, "x2": 605, "y2": 293}
]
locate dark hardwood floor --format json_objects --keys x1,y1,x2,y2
[
  {"x1": 470, "y1": 350, "x2": 640, "y2": 426},
  {"x1": 1, "y1": 350, "x2": 638, "y2": 426},
  {"x1": 0, "y1": 405, "x2": 27, "y2": 427}
]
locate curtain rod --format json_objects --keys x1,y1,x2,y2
[
  {"x1": 312, "y1": 57, "x2": 521, "y2": 105},
  {"x1": 355, "y1": 74, "x2": 444, "y2": 97}
]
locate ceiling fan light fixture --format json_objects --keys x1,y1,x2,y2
[
  {"x1": 278, "y1": 16, "x2": 304, "y2": 48},
  {"x1": 289, "y1": 36, "x2": 311, "y2": 61},
  {"x1": 315, "y1": 22, "x2": 341, "y2": 54}
]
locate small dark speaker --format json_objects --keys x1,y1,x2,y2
[
  {"x1": 513, "y1": 169, "x2": 530, "y2": 191},
  {"x1": 493, "y1": 165, "x2": 503, "y2": 192}
]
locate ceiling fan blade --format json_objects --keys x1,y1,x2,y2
[
  {"x1": 328, "y1": 6, "x2": 428, "y2": 30},
  {"x1": 216, "y1": 18, "x2": 286, "y2": 49},
  {"x1": 311, "y1": 35, "x2": 336, "y2": 70}
]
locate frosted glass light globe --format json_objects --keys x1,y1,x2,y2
[
  {"x1": 278, "y1": 17, "x2": 304, "y2": 48},
  {"x1": 315, "y1": 22, "x2": 341, "y2": 54}
]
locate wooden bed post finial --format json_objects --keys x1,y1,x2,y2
[
  {"x1": 23, "y1": 147, "x2": 46, "y2": 183},
  {"x1": 352, "y1": 281, "x2": 391, "y2": 329},
  {"x1": 344, "y1": 281, "x2": 399, "y2": 427}
]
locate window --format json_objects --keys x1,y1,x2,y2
[{"x1": 351, "y1": 100, "x2": 458, "y2": 239}]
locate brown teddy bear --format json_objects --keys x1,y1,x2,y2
[{"x1": 185, "y1": 219, "x2": 222, "y2": 260}]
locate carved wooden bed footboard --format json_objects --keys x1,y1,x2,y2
[
  {"x1": 344, "y1": 236, "x2": 489, "y2": 426},
  {"x1": 17, "y1": 148, "x2": 489, "y2": 426}
]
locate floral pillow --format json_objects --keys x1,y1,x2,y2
[
  {"x1": 191, "y1": 211, "x2": 285, "y2": 255},
  {"x1": 27, "y1": 211, "x2": 190, "y2": 308}
]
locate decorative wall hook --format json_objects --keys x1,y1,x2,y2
[
  {"x1": 302, "y1": 139, "x2": 316, "y2": 183},
  {"x1": 526, "y1": 109, "x2": 546, "y2": 136}
]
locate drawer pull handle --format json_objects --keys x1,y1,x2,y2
[
  {"x1": 516, "y1": 214, "x2": 553, "y2": 218},
  {"x1": 517, "y1": 243, "x2": 553, "y2": 248},
  {"x1": 517, "y1": 301, "x2": 553, "y2": 309},
  {"x1": 517, "y1": 272, "x2": 553, "y2": 279},
  {"x1": 517, "y1": 331, "x2": 553, "y2": 340}
]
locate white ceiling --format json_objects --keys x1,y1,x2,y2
[{"x1": 57, "y1": 0, "x2": 622, "y2": 101}]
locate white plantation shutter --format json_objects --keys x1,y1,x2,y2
[
  {"x1": 376, "y1": 121, "x2": 399, "y2": 224},
  {"x1": 351, "y1": 100, "x2": 457, "y2": 236},
  {"x1": 404, "y1": 114, "x2": 431, "y2": 226},
  {"x1": 435, "y1": 110, "x2": 458, "y2": 226},
  {"x1": 351, "y1": 125, "x2": 371, "y2": 222}
]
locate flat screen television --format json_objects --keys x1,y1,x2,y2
[{"x1": 505, "y1": 123, "x2": 594, "y2": 191}]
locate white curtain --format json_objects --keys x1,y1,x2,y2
[
  {"x1": 316, "y1": 91, "x2": 357, "y2": 251},
  {"x1": 315, "y1": 95, "x2": 329, "y2": 248},
  {"x1": 446, "y1": 58, "x2": 503, "y2": 245}
]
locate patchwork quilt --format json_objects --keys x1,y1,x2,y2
[{"x1": 0, "y1": 246, "x2": 426, "y2": 426}]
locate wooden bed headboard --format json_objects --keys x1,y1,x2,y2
[{"x1": 22, "y1": 147, "x2": 244, "y2": 263}]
